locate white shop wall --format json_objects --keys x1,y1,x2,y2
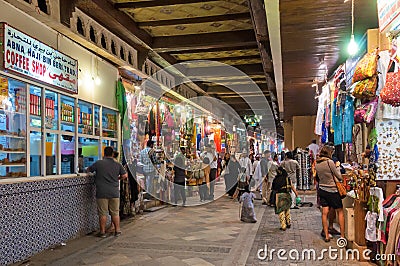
[{"x1": 0, "y1": 1, "x2": 118, "y2": 109}]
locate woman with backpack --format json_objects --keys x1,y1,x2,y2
[{"x1": 272, "y1": 167, "x2": 297, "y2": 231}]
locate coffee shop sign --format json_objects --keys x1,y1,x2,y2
[{"x1": 1, "y1": 23, "x2": 78, "y2": 93}]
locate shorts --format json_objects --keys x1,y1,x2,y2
[
  {"x1": 97, "y1": 198, "x2": 120, "y2": 217},
  {"x1": 318, "y1": 189, "x2": 343, "y2": 209}
]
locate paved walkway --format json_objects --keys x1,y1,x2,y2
[{"x1": 17, "y1": 192, "x2": 372, "y2": 266}]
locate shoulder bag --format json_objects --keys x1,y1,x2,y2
[
  {"x1": 327, "y1": 161, "x2": 347, "y2": 199},
  {"x1": 380, "y1": 60, "x2": 400, "y2": 107}
]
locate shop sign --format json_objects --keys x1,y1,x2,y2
[
  {"x1": 0, "y1": 23, "x2": 78, "y2": 93},
  {"x1": 378, "y1": 0, "x2": 400, "y2": 32}
]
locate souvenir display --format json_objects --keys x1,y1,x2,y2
[{"x1": 376, "y1": 119, "x2": 400, "y2": 180}]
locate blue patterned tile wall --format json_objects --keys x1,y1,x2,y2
[{"x1": 0, "y1": 176, "x2": 98, "y2": 265}]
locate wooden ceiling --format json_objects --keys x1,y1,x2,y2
[
  {"x1": 67, "y1": 0, "x2": 379, "y2": 126},
  {"x1": 280, "y1": 0, "x2": 378, "y2": 120},
  {"x1": 103, "y1": 0, "x2": 275, "y2": 122}
]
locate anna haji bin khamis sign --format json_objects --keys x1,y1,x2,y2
[{"x1": 0, "y1": 23, "x2": 78, "y2": 93}]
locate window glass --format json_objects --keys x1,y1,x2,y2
[
  {"x1": 78, "y1": 100, "x2": 93, "y2": 135},
  {"x1": 60, "y1": 95, "x2": 75, "y2": 132},
  {"x1": 45, "y1": 90, "x2": 58, "y2": 130},
  {"x1": 0, "y1": 77, "x2": 27, "y2": 178},
  {"x1": 29, "y1": 86, "x2": 42, "y2": 128},
  {"x1": 45, "y1": 133, "x2": 58, "y2": 175},
  {"x1": 61, "y1": 135, "x2": 75, "y2": 174},
  {"x1": 30, "y1": 131, "x2": 42, "y2": 176},
  {"x1": 102, "y1": 108, "x2": 117, "y2": 138},
  {"x1": 79, "y1": 137, "x2": 99, "y2": 170}
]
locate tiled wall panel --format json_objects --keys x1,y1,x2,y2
[{"x1": 0, "y1": 176, "x2": 98, "y2": 265}]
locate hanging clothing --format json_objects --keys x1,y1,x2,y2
[
  {"x1": 385, "y1": 210, "x2": 400, "y2": 266},
  {"x1": 365, "y1": 211, "x2": 378, "y2": 242},
  {"x1": 332, "y1": 95, "x2": 354, "y2": 145},
  {"x1": 370, "y1": 187, "x2": 385, "y2": 222}
]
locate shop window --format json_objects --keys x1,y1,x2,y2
[
  {"x1": 102, "y1": 108, "x2": 117, "y2": 138},
  {"x1": 45, "y1": 90, "x2": 58, "y2": 130},
  {"x1": 101, "y1": 34, "x2": 107, "y2": 49},
  {"x1": 60, "y1": 95, "x2": 75, "y2": 132},
  {"x1": 89, "y1": 26, "x2": 96, "y2": 43},
  {"x1": 111, "y1": 40, "x2": 116, "y2": 55},
  {"x1": 46, "y1": 133, "x2": 58, "y2": 175},
  {"x1": 77, "y1": 17, "x2": 85, "y2": 36},
  {"x1": 128, "y1": 52, "x2": 133, "y2": 65},
  {"x1": 61, "y1": 135, "x2": 75, "y2": 174},
  {"x1": 0, "y1": 77, "x2": 27, "y2": 178},
  {"x1": 79, "y1": 137, "x2": 99, "y2": 171},
  {"x1": 78, "y1": 100, "x2": 93, "y2": 135},
  {"x1": 30, "y1": 131, "x2": 42, "y2": 177},
  {"x1": 37, "y1": 0, "x2": 49, "y2": 14},
  {"x1": 120, "y1": 47, "x2": 125, "y2": 60},
  {"x1": 102, "y1": 139, "x2": 117, "y2": 154},
  {"x1": 30, "y1": 86, "x2": 42, "y2": 129}
]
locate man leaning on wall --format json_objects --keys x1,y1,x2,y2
[{"x1": 87, "y1": 146, "x2": 128, "y2": 238}]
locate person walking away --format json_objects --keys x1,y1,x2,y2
[
  {"x1": 196, "y1": 161, "x2": 208, "y2": 202},
  {"x1": 139, "y1": 140, "x2": 157, "y2": 194},
  {"x1": 87, "y1": 146, "x2": 128, "y2": 238},
  {"x1": 281, "y1": 152, "x2": 301, "y2": 209},
  {"x1": 272, "y1": 167, "x2": 294, "y2": 231},
  {"x1": 221, "y1": 153, "x2": 230, "y2": 193},
  {"x1": 267, "y1": 157, "x2": 279, "y2": 206},
  {"x1": 239, "y1": 186, "x2": 257, "y2": 223},
  {"x1": 260, "y1": 151, "x2": 271, "y2": 205},
  {"x1": 251, "y1": 155, "x2": 260, "y2": 190},
  {"x1": 307, "y1": 140, "x2": 320, "y2": 160},
  {"x1": 173, "y1": 156, "x2": 187, "y2": 206},
  {"x1": 201, "y1": 146, "x2": 217, "y2": 200},
  {"x1": 227, "y1": 154, "x2": 241, "y2": 197},
  {"x1": 315, "y1": 145, "x2": 345, "y2": 242},
  {"x1": 239, "y1": 151, "x2": 253, "y2": 180},
  {"x1": 237, "y1": 167, "x2": 249, "y2": 199}
]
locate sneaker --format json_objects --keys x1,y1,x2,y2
[
  {"x1": 114, "y1": 231, "x2": 122, "y2": 237},
  {"x1": 324, "y1": 238, "x2": 330, "y2": 243},
  {"x1": 328, "y1": 228, "x2": 341, "y2": 236},
  {"x1": 96, "y1": 232, "x2": 107, "y2": 238},
  {"x1": 321, "y1": 230, "x2": 332, "y2": 239}
]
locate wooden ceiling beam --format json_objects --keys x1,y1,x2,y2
[
  {"x1": 152, "y1": 30, "x2": 256, "y2": 53},
  {"x1": 115, "y1": 0, "x2": 216, "y2": 9},
  {"x1": 138, "y1": 12, "x2": 251, "y2": 27},
  {"x1": 170, "y1": 45, "x2": 259, "y2": 55},
  {"x1": 176, "y1": 55, "x2": 260, "y2": 62},
  {"x1": 183, "y1": 63, "x2": 268, "y2": 77}
]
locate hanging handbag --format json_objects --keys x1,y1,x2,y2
[
  {"x1": 352, "y1": 49, "x2": 379, "y2": 83},
  {"x1": 380, "y1": 60, "x2": 400, "y2": 107},
  {"x1": 327, "y1": 161, "x2": 347, "y2": 199},
  {"x1": 354, "y1": 97, "x2": 378, "y2": 123},
  {"x1": 352, "y1": 75, "x2": 378, "y2": 99}
]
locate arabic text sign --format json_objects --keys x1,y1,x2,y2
[
  {"x1": 378, "y1": 0, "x2": 400, "y2": 32},
  {"x1": 2, "y1": 23, "x2": 78, "y2": 93}
]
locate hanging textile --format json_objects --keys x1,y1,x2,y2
[{"x1": 332, "y1": 94, "x2": 354, "y2": 146}]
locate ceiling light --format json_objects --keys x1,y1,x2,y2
[{"x1": 347, "y1": 0, "x2": 358, "y2": 56}]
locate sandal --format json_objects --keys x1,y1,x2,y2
[
  {"x1": 114, "y1": 231, "x2": 122, "y2": 237},
  {"x1": 324, "y1": 238, "x2": 330, "y2": 243}
]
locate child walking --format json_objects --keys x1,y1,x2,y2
[
  {"x1": 239, "y1": 186, "x2": 257, "y2": 223},
  {"x1": 272, "y1": 167, "x2": 297, "y2": 231}
]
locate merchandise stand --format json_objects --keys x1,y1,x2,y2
[{"x1": 294, "y1": 149, "x2": 313, "y2": 207}]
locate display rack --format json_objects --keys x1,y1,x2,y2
[{"x1": 294, "y1": 149, "x2": 313, "y2": 207}]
